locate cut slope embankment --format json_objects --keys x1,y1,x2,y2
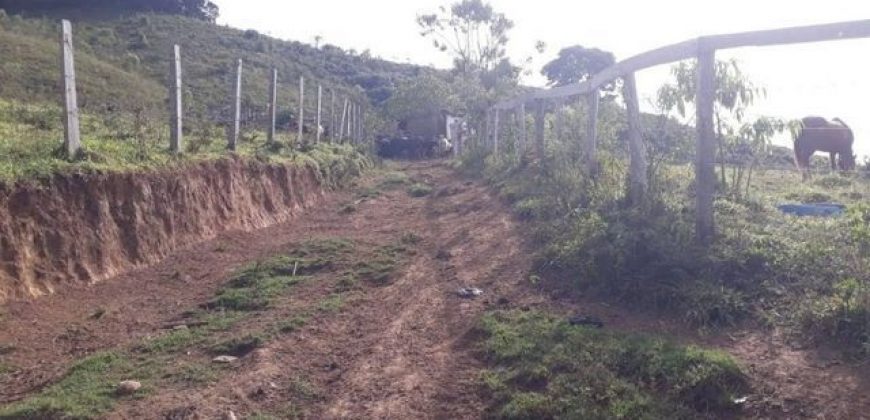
[{"x1": 0, "y1": 155, "x2": 359, "y2": 302}]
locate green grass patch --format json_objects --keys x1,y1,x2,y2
[
  {"x1": 0, "y1": 352, "x2": 151, "y2": 419},
  {"x1": 164, "y1": 362, "x2": 222, "y2": 386},
  {"x1": 378, "y1": 171, "x2": 410, "y2": 188},
  {"x1": 277, "y1": 315, "x2": 310, "y2": 333},
  {"x1": 317, "y1": 294, "x2": 345, "y2": 313},
  {"x1": 208, "y1": 334, "x2": 265, "y2": 357},
  {"x1": 407, "y1": 182, "x2": 433, "y2": 197},
  {"x1": 479, "y1": 311, "x2": 748, "y2": 420}
]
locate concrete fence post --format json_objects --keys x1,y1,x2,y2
[
  {"x1": 316, "y1": 84, "x2": 322, "y2": 143},
  {"x1": 297, "y1": 76, "x2": 305, "y2": 144},
  {"x1": 60, "y1": 20, "x2": 81, "y2": 158},
  {"x1": 169, "y1": 44, "x2": 183, "y2": 154},
  {"x1": 228, "y1": 59, "x2": 242, "y2": 151},
  {"x1": 267, "y1": 68, "x2": 277, "y2": 144}
]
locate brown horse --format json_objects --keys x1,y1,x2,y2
[{"x1": 793, "y1": 116, "x2": 855, "y2": 179}]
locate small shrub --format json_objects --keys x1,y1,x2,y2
[{"x1": 408, "y1": 183, "x2": 433, "y2": 197}]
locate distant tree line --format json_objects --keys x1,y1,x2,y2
[{"x1": 0, "y1": 0, "x2": 219, "y2": 22}]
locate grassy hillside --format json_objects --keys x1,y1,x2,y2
[
  {"x1": 0, "y1": 12, "x2": 431, "y2": 116},
  {"x1": 0, "y1": 11, "x2": 433, "y2": 183}
]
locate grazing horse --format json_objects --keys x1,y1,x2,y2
[{"x1": 793, "y1": 116, "x2": 855, "y2": 179}]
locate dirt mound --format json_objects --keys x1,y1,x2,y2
[{"x1": 0, "y1": 157, "x2": 326, "y2": 302}]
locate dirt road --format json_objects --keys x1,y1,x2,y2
[
  {"x1": 1, "y1": 161, "x2": 533, "y2": 419},
  {"x1": 2, "y1": 161, "x2": 869, "y2": 419}
]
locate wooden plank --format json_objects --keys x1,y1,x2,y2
[
  {"x1": 695, "y1": 49, "x2": 716, "y2": 244},
  {"x1": 297, "y1": 76, "x2": 304, "y2": 144},
  {"x1": 267, "y1": 68, "x2": 277, "y2": 144},
  {"x1": 229, "y1": 58, "x2": 242, "y2": 151},
  {"x1": 706, "y1": 19, "x2": 870, "y2": 50},
  {"x1": 169, "y1": 44, "x2": 183, "y2": 153},
  {"x1": 60, "y1": 20, "x2": 81, "y2": 158},
  {"x1": 585, "y1": 92, "x2": 600, "y2": 175},
  {"x1": 316, "y1": 85, "x2": 322, "y2": 143},
  {"x1": 623, "y1": 73, "x2": 648, "y2": 203}
]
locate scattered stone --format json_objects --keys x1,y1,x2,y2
[
  {"x1": 457, "y1": 287, "x2": 483, "y2": 298},
  {"x1": 568, "y1": 315, "x2": 604, "y2": 329},
  {"x1": 116, "y1": 380, "x2": 142, "y2": 395},
  {"x1": 212, "y1": 355, "x2": 238, "y2": 364},
  {"x1": 224, "y1": 410, "x2": 238, "y2": 420},
  {"x1": 435, "y1": 249, "x2": 452, "y2": 260}
]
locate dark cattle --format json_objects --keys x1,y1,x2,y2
[{"x1": 793, "y1": 116, "x2": 855, "y2": 179}]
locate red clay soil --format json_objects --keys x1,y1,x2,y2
[
  {"x1": 1, "y1": 161, "x2": 869, "y2": 419},
  {"x1": 0, "y1": 157, "x2": 325, "y2": 303}
]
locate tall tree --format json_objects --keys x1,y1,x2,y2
[
  {"x1": 541, "y1": 45, "x2": 615, "y2": 87},
  {"x1": 417, "y1": 0, "x2": 514, "y2": 75}
]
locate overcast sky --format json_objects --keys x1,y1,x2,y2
[{"x1": 217, "y1": 0, "x2": 870, "y2": 157}]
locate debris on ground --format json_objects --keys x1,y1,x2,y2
[
  {"x1": 568, "y1": 315, "x2": 604, "y2": 328},
  {"x1": 212, "y1": 355, "x2": 239, "y2": 363},
  {"x1": 116, "y1": 380, "x2": 142, "y2": 395},
  {"x1": 435, "y1": 249, "x2": 452, "y2": 260},
  {"x1": 457, "y1": 287, "x2": 483, "y2": 298}
]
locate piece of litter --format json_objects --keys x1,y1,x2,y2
[
  {"x1": 457, "y1": 287, "x2": 483, "y2": 298},
  {"x1": 733, "y1": 396, "x2": 748, "y2": 405},
  {"x1": 212, "y1": 355, "x2": 238, "y2": 363},
  {"x1": 568, "y1": 315, "x2": 604, "y2": 328}
]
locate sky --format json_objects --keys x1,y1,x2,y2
[{"x1": 217, "y1": 0, "x2": 870, "y2": 157}]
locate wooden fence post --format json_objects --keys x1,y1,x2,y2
[
  {"x1": 586, "y1": 92, "x2": 600, "y2": 176},
  {"x1": 623, "y1": 73, "x2": 648, "y2": 204},
  {"x1": 297, "y1": 76, "x2": 305, "y2": 144},
  {"x1": 534, "y1": 99, "x2": 545, "y2": 161},
  {"x1": 169, "y1": 44, "x2": 183, "y2": 153},
  {"x1": 696, "y1": 48, "x2": 717, "y2": 244},
  {"x1": 316, "y1": 84, "x2": 322, "y2": 143},
  {"x1": 267, "y1": 68, "x2": 277, "y2": 144},
  {"x1": 60, "y1": 20, "x2": 81, "y2": 158},
  {"x1": 229, "y1": 58, "x2": 242, "y2": 151}
]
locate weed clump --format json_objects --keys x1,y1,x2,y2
[
  {"x1": 479, "y1": 311, "x2": 748, "y2": 419},
  {"x1": 408, "y1": 183, "x2": 433, "y2": 197}
]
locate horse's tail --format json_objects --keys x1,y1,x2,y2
[{"x1": 790, "y1": 119, "x2": 806, "y2": 170}]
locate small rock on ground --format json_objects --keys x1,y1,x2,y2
[
  {"x1": 117, "y1": 380, "x2": 142, "y2": 395},
  {"x1": 212, "y1": 355, "x2": 238, "y2": 363}
]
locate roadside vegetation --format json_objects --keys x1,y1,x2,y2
[
  {"x1": 459, "y1": 61, "x2": 870, "y2": 362},
  {"x1": 479, "y1": 311, "x2": 747, "y2": 419}
]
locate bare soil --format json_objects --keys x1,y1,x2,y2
[{"x1": 1, "y1": 161, "x2": 869, "y2": 419}]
